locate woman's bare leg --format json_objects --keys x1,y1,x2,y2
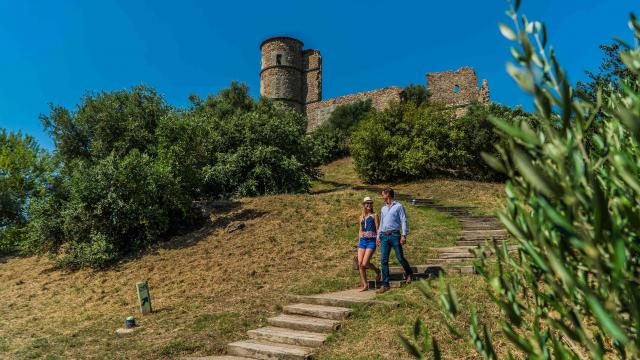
[
  {"x1": 364, "y1": 248, "x2": 381, "y2": 281},
  {"x1": 359, "y1": 248, "x2": 377, "y2": 291},
  {"x1": 357, "y1": 248, "x2": 367, "y2": 289}
]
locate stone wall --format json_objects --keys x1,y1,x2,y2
[
  {"x1": 426, "y1": 67, "x2": 488, "y2": 107},
  {"x1": 303, "y1": 49, "x2": 322, "y2": 104},
  {"x1": 304, "y1": 87, "x2": 404, "y2": 132},
  {"x1": 258, "y1": 37, "x2": 491, "y2": 132}
]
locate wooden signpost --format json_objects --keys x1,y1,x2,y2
[{"x1": 136, "y1": 281, "x2": 152, "y2": 314}]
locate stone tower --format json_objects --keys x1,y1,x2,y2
[{"x1": 259, "y1": 36, "x2": 321, "y2": 113}]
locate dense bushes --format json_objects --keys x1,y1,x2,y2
[
  {"x1": 350, "y1": 100, "x2": 533, "y2": 183},
  {"x1": 0, "y1": 131, "x2": 51, "y2": 253},
  {"x1": 309, "y1": 99, "x2": 373, "y2": 164},
  {"x1": 9, "y1": 82, "x2": 317, "y2": 267}
]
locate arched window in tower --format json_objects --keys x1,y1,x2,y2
[
  {"x1": 454, "y1": 84, "x2": 460, "y2": 93},
  {"x1": 276, "y1": 54, "x2": 282, "y2": 66}
]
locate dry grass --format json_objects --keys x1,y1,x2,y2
[
  {"x1": 316, "y1": 275, "x2": 512, "y2": 360},
  {"x1": 315, "y1": 157, "x2": 505, "y2": 215},
  {"x1": 0, "y1": 157, "x2": 508, "y2": 359}
]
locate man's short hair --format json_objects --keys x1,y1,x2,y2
[{"x1": 382, "y1": 187, "x2": 395, "y2": 198}]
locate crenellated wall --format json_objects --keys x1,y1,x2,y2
[
  {"x1": 258, "y1": 37, "x2": 490, "y2": 132},
  {"x1": 304, "y1": 87, "x2": 404, "y2": 132},
  {"x1": 426, "y1": 67, "x2": 489, "y2": 108}
]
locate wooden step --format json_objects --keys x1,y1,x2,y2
[
  {"x1": 458, "y1": 219, "x2": 499, "y2": 223},
  {"x1": 227, "y1": 339, "x2": 312, "y2": 360},
  {"x1": 290, "y1": 289, "x2": 399, "y2": 308},
  {"x1": 460, "y1": 224, "x2": 504, "y2": 231},
  {"x1": 437, "y1": 252, "x2": 475, "y2": 259},
  {"x1": 389, "y1": 263, "x2": 476, "y2": 275},
  {"x1": 458, "y1": 233, "x2": 508, "y2": 241},
  {"x1": 434, "y1": 245, "x2": 477, "y2": 253},
  {"x1": 456, "y1": 239, "x2": 507, "y2": 246},
  {"x1": 185, "y1": 356, "x2": 254, "y2": 360},
  {"x1": 460, "y1": 229, "x2": 507, "y2": 236},
  {"x1": 267, "y1": 314, "x2": 340, "y2": 333},
  {"x1": 458, "y1": 216, "x2": 498, "y2": 221},
  {"x1": 247, "y1": 326, "x2": 327, "y2": 347},
  {"x1": 283, "y1": 303, "x2": 352, "y2": 320},
  {"x1": 425, "y1": 258, "x2": 473, "y2": 264}
]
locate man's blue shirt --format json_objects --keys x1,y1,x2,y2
[{"x1": 378, "y1": 201, "x2": 408, "y2": 237}]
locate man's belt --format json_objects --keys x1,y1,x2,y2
[{"x1": 382, "y1": 230, "x2": 401, "y2": 235}]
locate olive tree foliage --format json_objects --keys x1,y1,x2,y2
[
  {"x1": 0, "y1": 130, "x2": 51, "y2": 253},
  {"x1": 402, "y1": 2, "x2": 640, "y2": 359}
]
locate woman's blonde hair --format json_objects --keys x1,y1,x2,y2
[{"x1": 361, "y1": 201, "x2": 375, "y2": 222}]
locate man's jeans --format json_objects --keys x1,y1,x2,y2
[{"x1": 380, "y1": 233, "x2": 413, "y2": 286}]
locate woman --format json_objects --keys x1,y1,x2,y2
[{"x1": 357, "y1": 196, "x2": 381, "y2": 291}]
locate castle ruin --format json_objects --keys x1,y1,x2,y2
[{"x1": 259, "y1": 36, "x2": 489, "y2": 132}]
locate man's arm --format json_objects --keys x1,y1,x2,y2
[
  {"x1": 399, "y1": 204, "x2": 408, "y2": 237},
  {"x1": 377, "y1": 207, "x2": 384, "y2": 244}
]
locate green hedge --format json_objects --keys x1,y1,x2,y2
[
  {"x1": 350, "y1": 101, "x2": 528, "y2": 183},
  {"x1": 13, "y1": 82, "x2": 317, "y2": 268},
  {"x1": 308, "y1": 99, "x2": 374, "y2": 164}
]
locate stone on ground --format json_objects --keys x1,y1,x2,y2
[
  {"x1": 247, "y1": 326, "x2": 327, "y2": 347},
  {"x1": 267, "y1": 314, "x2": 341, "y2": 333},
  {"x1": 290, "y1": 288, "x2": 398, "y2": 308},
  {"x1": 227, "y1": 339, "x2": 313, "y2": 360},
  {"x1": 283, "y1": 303, "x2": 352, "y2": 320}
]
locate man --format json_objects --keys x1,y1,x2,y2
[{"x1": 376, "y1": 188, "x2": 414, "y2": 294}]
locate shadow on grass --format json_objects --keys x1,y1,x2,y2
[
  {"x1": 158, "y1": 200, "x2": 268, "y2": 251},
  {"x1": 310, "y1": 179, "x2": 351, "y2": 195},
  {"x1": 0, "y1": 252, "x2": 21, "y2": 265}
]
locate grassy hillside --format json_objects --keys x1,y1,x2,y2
[{"x1": 0, "y1": 157, "x2": 507, "y2": 359}]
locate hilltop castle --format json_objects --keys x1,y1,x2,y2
[{"x1": 259, "y1": 36, "x2": 490, "y2": 132}]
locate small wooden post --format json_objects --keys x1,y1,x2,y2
[{"x1": 136, "y1": 281, "x2": 152, "y2": 314}]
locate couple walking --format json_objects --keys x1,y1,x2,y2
[{"x1": 356, "y1": 188, "x2": 413, "y2": 294}]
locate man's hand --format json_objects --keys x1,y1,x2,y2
[
  {"x1": 376, "y1": 238, "x2": 381, "y2": 246},
  {"x1": 400, "y1": 235, "x2": 406, "y2": 245}
]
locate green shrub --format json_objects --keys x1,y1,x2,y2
[
  {"x1": 25, "y1": 83, "x2": 318, "y2": 267},
  {"x1": 198, "y1": 99, "x2": 318, "y2": 196},
  {"x1": 403, "y1": 84, "x2": 429, "y2": 106},
  {"x1": 350, "y1": 101, "x2": 527, "y2": 183},
  {"x1": 309, "y1": 99, "x2": 373, "y2": 164},
  {"x1": 26, "y1": 151, "x2": 194, "y2": 268},
  {"x1": 0, "y1": 130, "x2": 51, "y2": 253},
  {"x1": 403, "y1": 4, "x2": 640, "y2": 359}
]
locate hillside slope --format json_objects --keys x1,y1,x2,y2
[{"x1": 0, "y1": 157, "x2": 506, "y2": 359}]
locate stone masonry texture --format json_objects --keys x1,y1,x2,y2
[
  {"x1": 426, "y1": 67, "x2": 489, "y2": 108},
  {"x1": 259, "y1": 37, "x2": 490, "y2": 131},
  {"x1": 305, "y1": 87, "x2": 404, "y2": 132}
]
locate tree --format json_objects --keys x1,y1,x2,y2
[
  {"x1": 309, "y1": 99, "x2": 374, "y2": 164},
  {"x1": 350, "y1": 101, "x2": 530, "y2": 183},
  {"x1": 26, "y1": 82, "x2": 319, "y2": 267},
  {"x1": 0, "y1": 130, "x2": 50, "y2": 253},
  {"x1": 403, "y1": 84, "x2": 429, "y2": 106},
  {"x1": 576, "y1": 42, "x2": 637, "y2": 103},
  {"x1": 402, "y1": 4, "x2": 640, "y2": 359}
]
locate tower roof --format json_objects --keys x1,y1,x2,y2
[{"x1": 259, "y1": 36, "x2": 304, "y2": 49}]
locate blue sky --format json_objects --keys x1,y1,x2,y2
[{"x1": 0, "y1": 0, "x2": 637, "y2": 149}]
